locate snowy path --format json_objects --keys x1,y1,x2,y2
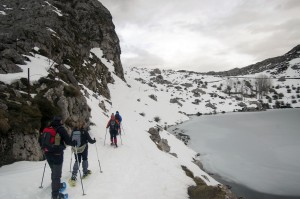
[{"x1": 0, "y1": 69, "x2": 219, "y2": 199}]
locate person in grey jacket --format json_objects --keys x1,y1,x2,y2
[{"x1": 71, "y1": 121, "x2": 96, "y2": 181}]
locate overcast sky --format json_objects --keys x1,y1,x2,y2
[{"x1": 100, "y1": 0, "x2": 300, "y2": 72}]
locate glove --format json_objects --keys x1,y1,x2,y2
[
  {"x1": 93, "y1": 138, "x2": 96, "y2": 144},
  {"x1": 72, "y1": 140, "x2": 77, "y2": 147}
]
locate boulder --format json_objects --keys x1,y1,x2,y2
[
  {"x1": 148, "y1": 127, "x2": 161, "y2": 143},
  {"x1": 157, "y1": 138, "x2": 170, "y2": 152}
]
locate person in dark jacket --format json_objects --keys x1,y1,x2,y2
[
  {"x1": 106, "y1": 113, "x2": 120, "y2": 147},
  {"x1": 43, "y1": 116, "x2": 76, "y2": 199},
  {"x1": 115, "y1": 111, "x2": 122, "y2": 134},
  {"x1": 115, "y1": 111, "x2": 122, "y2": 123},
  {"x1": 71, "y1": 121, "x2": 96, "y2": 180}
]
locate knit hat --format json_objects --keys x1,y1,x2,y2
[{"x1": 53, "y1": 116, "x2": 62, "y2": 122}]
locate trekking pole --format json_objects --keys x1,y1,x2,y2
[
  {"x1": 39, "y1": 161, "x2": 47, "y2": 188},
  {"x1": 94, "y1": 142, "x2": 103, "y2": 173},
  {"x1": 104, "y1": 128, "x2": 108, "y2": 146},
  {"x1": 70, "y1": 149, "x2": 73, "y2": 173},
  {"x1": 75, "y1": 146, "x2": 86, "y2": 196},
  {"x1": 119, "y1": 130, "x2": 123, "y2": 145},
  {"x1": 121, "y1": 123, "x2": 125, "y2": 135}
]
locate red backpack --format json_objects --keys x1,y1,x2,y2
[{"x1": 40, "y1": 127, "x2": 61, "y2": 152}]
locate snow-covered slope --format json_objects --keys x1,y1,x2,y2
[
  {"x1": 0, "y1": 55, "x2": 219, "y2": 199},
  {"x1": 0, "y1": 46, "x2": 299, "y2": 198}
]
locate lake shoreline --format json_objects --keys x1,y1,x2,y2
[
  {"x1": 169, "y1": 109, "x2": 300, "y2": 199},
  {"x1": 204, "y1": 165, "x2": 300, "y2": 199}
]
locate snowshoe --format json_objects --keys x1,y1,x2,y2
[
  {"x1": 59, "y1": 182, "x2": 67, "y2": 193},
  {"x1": 68, "y1": 176, "x2": 77, "y2": 187},
  {"x1": 53, "y1": 193, "x2": 68, "y2": 199}
]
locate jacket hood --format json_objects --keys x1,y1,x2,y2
[{"x1": 51, "y1": 116, "x2": 62, "y2": 127}]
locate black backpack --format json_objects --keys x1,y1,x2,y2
[{"x1": 109, "y1": 119, "x2": 119, "y2": 131}]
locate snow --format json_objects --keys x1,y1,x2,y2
[
  {"x1": 0, "y1": 54, "x2": 52, "y2": 84},
  {"x1": 289, "y1": 58, "x2": 300, "y2": 66},
  {"x1": 0, "y1": 10, "x2": 6, "y2": 15},
  {"x1": 0, "y1": 47, "x2": 299, "y2": 198},
  {"x1": 0, "y1": 52, "x2": 218, "y2": 199},
  {"x1": 34, "y1": 46, "x2": 40, "y2": 51},
  {"x1": 44, "y1": 1, "x2": 63, "y2": 17},
  {"x1": 90, "y1": 48, "x2": 115, "y2": 73}
]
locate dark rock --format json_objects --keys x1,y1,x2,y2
[
  {"x1": 157, "y1": 138, "x2": 170, "y2": 152},
  {"x1": 148, "y1": 127, "x2": 161, "y2": 143},
  {"x1": 205, "y1": 102, "x2": 217, "y2": 109},
  {"x1": 149, "y1": 94, "x2": 157, "y2": 101},
  {"x1": 170, "y1": 98, "x2": 183, "y2": 107}
]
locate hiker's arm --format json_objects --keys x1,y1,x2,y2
[
  {"x1": 106, "y1": 120, "x2": 110, "y2": 128},
  {"x1": 86, "y1": 131, "x2": 95, "y2": 144},
  {"x1": 59, "y1": 127, "x2": 73, "y2": 146}
]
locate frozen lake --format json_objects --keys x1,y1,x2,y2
[{"x1": 172, "y1": 109, "x2": 300, "y2": 198}]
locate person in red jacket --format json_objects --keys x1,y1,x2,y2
[
  {"x1": 106, "y1": 113, "x2": 120, "y2": 147},
  {"x1": 41, "y1": 116, "x2": 76, "y2": 199}
]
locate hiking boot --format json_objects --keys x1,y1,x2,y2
[
  {"x1": 115, "y1": 143, "x2": 118, "y2": 147},
  {"x1": 83, "y1": 170, "x2": 92, "y2": 178},
  {"x1": 86, "y1": 170, "x2": 92, "y2": 174},
  {"x1": 110, "y1": 142, "x2": 114, "y2": 146},
  {"x1": 59, "y1": 182, "x2": 66, "y2": 192},
  {"x1": 71, "y1": 175, "x2": 77, "y2": 181}
]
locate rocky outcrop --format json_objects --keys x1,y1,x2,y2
[
  {"x1": 0, "y1": 131, "x2": 43, "y2": 166},
  {"x1": 148, "y1": 127, "x2": 161, "y2": 143},
  {"x1": 170, "y1": 98, "x2": 183, "y2": 107},
  {"x1": 0, "y1": 0, "x2": 124, "y2": 94},
  {"x1": 182, "y1": 166, "x2": 237, "y2": 199},
  {"x1": 148, "y1": 127, "x2": 172, "y2": 153},
  {"x1": 157, "y1": 139, "x2": 170, "y2": 152},
  {"x1": 0, "y1": 0, "x2": 124, "y2": 166}
]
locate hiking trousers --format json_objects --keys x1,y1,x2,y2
[
  {"x1": 110, "y1": 130, "x2": 118, "y2": 144},
  {"x1": 72, "y1": 145, "x2": 89, "y2": 175},
  {"x1": 45, "y1": 153, "x2": 64, "y2": 199}
]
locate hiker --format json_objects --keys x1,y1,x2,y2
[
  {"x1": 115, "y1": 111, "x2": 122, "y2": 123},
  {"x1": 41, "y1": 116, "x2": 76, "y2": 199},
  {"x1": 106, "y1": 113, "x2": 120, "y2": 147},
  {"x1": 71, "y1": 121, "x2": 96, "y2": 181},
  {"x1": 115, "y1": 111, "x2": 122, "y2": 134}
]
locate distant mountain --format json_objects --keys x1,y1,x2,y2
[{"x1": 206, "y1": 45, "x2": 300, "y2": 77}]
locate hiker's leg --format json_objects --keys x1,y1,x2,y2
[
  {"x1": 110, "y1": 131, "x2": 113, "y2": 143},
  {"x1": 113, "y1": 131, "x2": 117, "y2": 144},
  {"x1": 82, "y1": 147, "x2": 88, "y2": 174},
  {"x1": 46, "y1": 154, "x2": 63, "y2": 199}
]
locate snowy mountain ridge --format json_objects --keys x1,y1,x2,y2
[{"x1": 206, "y1": 44, "x2": 300, "y2": 77}]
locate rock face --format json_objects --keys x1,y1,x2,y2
[
  {"x1": 0, "y1": 0, "x2": 123, "y2": 84},
  {"x1": 148, "y1": 127, "x2": 161, "y2": 143},
  {"x1": 148, "y1": 127, "x2": 171, "y2": 153},
  {"x1": 0, "y1": 0, "x2": 124, "y2": 166}
]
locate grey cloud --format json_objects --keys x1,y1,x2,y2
[
  {"x1": 121, "y1": 47, "x2": 165, "y2": 67},
  {"x1": 101, "y1": 0, "x2": 300, "y2": 72}
]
